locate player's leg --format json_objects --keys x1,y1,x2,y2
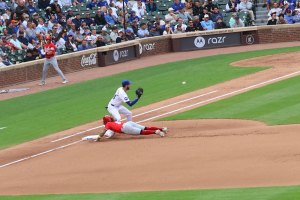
[
  {"x1": 40, "y1": 60, "x2": 50, "y2": 84},
  {"x1": 50, "y1": 57, "x2": 67, "y2": 82},
  {"x1": 107, "y1": 105, "x2": 122, "y2": 122},
  {"x1": 118, "y1": 105, "x2": 132, "y2": 121},
  {"x1": 122, "y1": 122, "x2": 164, "y2": 136}
]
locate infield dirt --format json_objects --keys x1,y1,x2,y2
[{"x1": 1, "y1": 42, "x2": 300, "y2": 195}]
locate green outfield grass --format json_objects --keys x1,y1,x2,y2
[
  {"x1": 1, "y1": 186, "x2": 300, "y2": 200},
  {"x1": 165, "y1": 74, "x2": 300, "y2": 125},
  {"x1": 0, "y1": 47, "x2": 299, "y2": 149}
]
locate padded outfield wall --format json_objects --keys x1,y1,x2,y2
[{"x1": 1, "y1": 24, "x2": 300, "y2": 88}]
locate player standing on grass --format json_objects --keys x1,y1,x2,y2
[
  {"x1": 107, "y1": 80, "x2": 143, "y2": 122},
  {"x1": 39, "y1": 35, "x2": 68, "y2": 86}
]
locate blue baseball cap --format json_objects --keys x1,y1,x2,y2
[{"x1": 122, "y1": 80, "x2": 132, "y2": 87}]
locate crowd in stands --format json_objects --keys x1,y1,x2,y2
[{"x1": 0, "y1": 0, "x2": 298, "y2": 67}]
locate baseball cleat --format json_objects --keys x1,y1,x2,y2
[
  {"x1": 38, "y1": 81, "x2": 46, "y2": 86},
  {"x1": 62, "y1": 80, "x2": 69, "y2": 84},
  {"x1": 155, "y1": 130, "x2": 165, "y2": 137},
  {"x1": 162, "y1": 127, "x2": 168, "y2": 133}
]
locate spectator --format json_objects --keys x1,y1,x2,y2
[
  {"x1": 149, "y1": 26, "x2": 160, "y2": 37},
  {"x1": 38, "y1": 0, "x2": 51, "y2": 10},
  {"x1": 110, "y1": 26, "x2": 119, "y2": 43},
  {"x1": 96, "y1": 35, "x2": 106, "y2": 47},
  {"x1": 94, "y1": 9, "x2": 107, "y2": 26},
  {"x1": 77, "y1": 38, "x2": 92, "y2": 51},
  {"x1": 226, "y1": 0, "x2": 238, "y2": 13},
  {"x1": 237, "y1": 0, "x2": 255, "y2": 25},
  {"x1": 98, "y1": 0, "x2": 108, "y2": 7},
  {"x1": 178, "y1": 8, "x2": 192, "y2": 23},
  {"x1": 15, "y1": 0, "x2": 29, "y2": 20},
  {"x1": 199, "y1": 7, "x2": 211, "y2": 22},
  {"x1": 45, "y1": 6, "x2": 53, "y2": 20},
  {"x1": 60, "y1": 0, "x2": 72, "y2": 7},
  {"x1": 185, "y1": 1, "x2": 194, "y2": 16},
  {"x1": 229, "y1": 12, "x2": 245, "y2": 27},
  {"x1": 55, "y1": 32, "x2": 67, "y2": 54},
  {"x1": 193, "y1": 0, "x2": 204, "y2": 16},
  {"x1": 137, "y1": 22, "x2": 149, "y2": 38},
  {"x1": 133, "y1": 0, "x2": 147, "y2": 17},
  {"x1": 204, "y1": 0, "x2": 218, "y2": 12},
  {"x1": 185, "y1": 20, "x2": 197, "y2": 32},
  {"x1": 165, "y1": 8, "x2": 178, "y2": 23},
  {"x1": 116, "y1": 30, "x2": 125, "y2": 43},
  {"x1": 163, "y1": 25, "x2": 173, "y2": 35},
  {"x1": 115, "y1": 0, "x2": 126, "y2": 9},
  {"x1": 131, "y1": 20, "x2": 139, "y2": 35},
  {"x1": 7, "y1": 20, "x2": 19, "y2": 35},
  {"x1": 284, "y1": 9, "x2": 294, "y2": 24},
  {"x1": 25, "y1": 22, "x2": 37, "y2": 40},
  {"x1": 66, "y1": 9, "x2": 73, "y2": 20},
  {"x1": 129, "y1": 11, "x2": 140, "y2": 22},
  {"x1": 268, "y1": 2, "x2": 282, "y2": 17},
  {"x1": 286, "y1": 0, "x2": 297, "y2": 10},
  {"x1": 50, "y1": 0, "x2": 62, "y2": 14},
  {"x1": 1, "y1": 53, "x2": 12, "y2": 66},
  {"x1": 201, "y1": 14, "x2": 214, "y2": 30},
  {"x1": 105, "y1": 8, "x2": 118, "y2": 25},
  {"x1": 174, "y1": 18, "x2": 187, "y2": 31},
  {"x1": 277, "y1": 13, "x2": 287, "y2": 24},
  {"x1": 84, "y1": 11, "x2": 95, "y2": 27},
  {"x1": 36, "y1": 18, "x2": 49, "y2": 35},
  {"x1": 72, "y1": 13, "x2": 82, "y2": 29},
  {"x1": 292, "y1": 9, "x2": 300, "y2": 23},
  {"x1": 74, "y1": 27, "x2": 84, "y2": 43},
  {"x1": 193, "y1": 16, "x2": 203, "y2": 30},
  {"x1": 87, "y1": 0, "x2": 98, "y2": 10},
  {"x1": 125, "y1": 29, "x2": 136, "y2": 40},
  {"x1": 146, "y1": 0, "x2": 157, "y2": 12},
  {"x1": 65, "y1": 34, "x2": 77, "y2": 52},
  {"x1": 32, "y1": 13, "x2": 39, "y2": 26},
  {"x1": 215, "y1": 16, "x2": 228, "y2": 29},
  {"x1": 174, "y1": 24, "x2": 184, "y2": 33},
  {"x1": 0, "y1": 0, "x2": 9, "y2": 12},
  {"x1": 100, "y1": 26, "x2": 111, "y2": 44},
  {"x1": 27, "y1": 0, "x2": 37, "y2": 16},
  {"x1": 267, "y1": 11, "x2": 278, "y2": 24},
  {"x1": 211, "y1": 7, "x2": 224, "y2": 22},
  {"x1": 10, "y1": 33, "x2": 26, "y2": 50},
  {"x1": 0, "y1": 20, "x2": 5, "y2": 35},
  {"x1": 17, "y1": 31, "x2": 28, "y2": 46},
  {"x1": 21, "y1": 14, "x2": 30, "y2": 29},
  {"x1": 172, "y1": 0, "x2": 185, "y2": 12},
  {"x1": 2, "y1": 9, "x2": 11, "y2": 20}
]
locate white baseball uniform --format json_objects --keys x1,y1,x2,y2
[{"x1": 107, "y1": 87, "x2": 132, "y2": 122}]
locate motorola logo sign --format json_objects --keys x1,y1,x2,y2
[
  {"x1": 113, "y1": 50, "x2": 119, "y2": 62},
  {"x1": 246, "y1": 35, "x2": 255, "y2": 45},
  {"x1": 194, "y1": 36, "x2": 205, "y2": 48}
]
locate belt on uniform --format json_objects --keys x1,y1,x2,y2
[{"x1": 111, "y1": 104, "x2": 115, "y2": 107}]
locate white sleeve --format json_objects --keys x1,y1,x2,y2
[{"x1": 119, "y1": 89, "x2": 130, "y2": 102}]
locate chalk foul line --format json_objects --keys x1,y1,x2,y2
[
  {"x1": 1, "y1": 70, "x2": 300, "y2": 169},
  {"x1": 51, "y1": 90, "x2": 218, "y2": 143}
]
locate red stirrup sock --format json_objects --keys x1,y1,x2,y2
[
  {"x1": 140, "y1": 130, "x2": 156, "y2": 135},
  {"x1": 145, "y1": 127, "x2": 162, "y2": 131}
]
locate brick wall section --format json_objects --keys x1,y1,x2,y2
[
  {"x1": 138, "y1": 36, "x2": 172, "y2": 57},
  {"x1": 257, "y1": 25, "x2": 300, "y2": 43}
]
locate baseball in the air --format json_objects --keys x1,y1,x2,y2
[{"x1": 182, "y1": 81, "x2": 186, "y2": 85}]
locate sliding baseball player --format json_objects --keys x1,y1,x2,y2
[{"x1": 95, "y1": 115, "x2": 167, "y2": 141}]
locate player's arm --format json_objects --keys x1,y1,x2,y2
[
  {"x1": 95, "y1": 129, "x2": 107, "y2": 142},
  {"x1": 126, "y1": 97, "x2": 139, "y2": 107}
]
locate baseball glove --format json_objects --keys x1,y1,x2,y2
[{"x1": 136, "y1": 88, "x2": 144, "y2": 98}]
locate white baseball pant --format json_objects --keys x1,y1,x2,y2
[
  {"x1": 121, "y1": 121, "x2": 145, "y2": 135},
  {"x1": 41, "y1": 57, "x2": 66, "y2": 82},
  {"x1": 107, "y1": 104, "x2": 132, "y2": 122}
]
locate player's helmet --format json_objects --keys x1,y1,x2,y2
[
  {"x1": 102, "y1": 115, "x2": 113, "y2": 125},
  {"x1": 45, "y1": 35, "x2": 51, "y2": 41},
  {"x1": 122, "y1": 80, "x2": 132, "y2": 87}
]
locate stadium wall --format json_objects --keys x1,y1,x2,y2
[{"x1": 1, "y1": 24, "x2": 300, "y2": 88}]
